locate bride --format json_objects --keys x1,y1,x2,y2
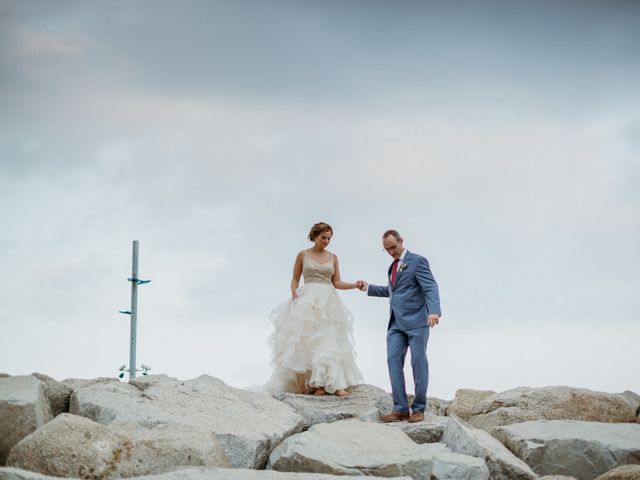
[{"x1": 265, "y1": 222, "x2": 364, "y2": 396}]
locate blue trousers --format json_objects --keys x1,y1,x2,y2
[{"x1": 387, "y1": 315, "x2": 430, "y2": 413}]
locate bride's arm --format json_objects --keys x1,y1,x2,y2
[
  {"x1": 291, "y1": 251, "x2": 304, "y2": 298},
  {"x1": 331, "y1": 255, "x2": 358, "y2": 290}
]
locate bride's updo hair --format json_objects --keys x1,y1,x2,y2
[{"x1": 308, "y1": 222, "x2": 333, "y2": 241}]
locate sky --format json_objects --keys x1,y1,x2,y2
[{"x1": 1, "y1": 0, "x2": 639, "y2": 400}]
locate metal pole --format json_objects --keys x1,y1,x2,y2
[{"x1": 129, "y1": 240, "x2": 139, "y2": 380}]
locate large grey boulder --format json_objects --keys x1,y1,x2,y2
[
  {"x1": 493, "y1": 420, "x2": 640, "y2": 480},
  {"x1": 467, "y1": 386, "x2": 637, "y2": 432},
  {"x1": 0, "y1": 376, "x2": 53, "y2": 465},
  {"x1": 30, "y1": 374, "x2": 71, "y2": 417},
  {"x1": 6, "y1": 413, "x2": 228, "y2": 478},
  {"x1": 446, "y1": 389, "x2": 496, "y2": 421},
  {"x1": 268, "y1": 419, "x2": 489, "y2": 479},
  {"x1": 70, "y1": 374, "x2": 303, "y2": 469},
  {"x1": 276, "y1": 384, "x2": 391, "y2": 428},
  {"x1": 0, "y1": 466, "x2": 413, "y2": 480},
  {"x1": 385, "y1": 413, "x2": 449, "y2": 443},
  {"x1": 595, "y1": 465, "x2": 640, "y2": 479},
  {"x1": 440, "y1": 416, "x2": 537, "y2": 480}
]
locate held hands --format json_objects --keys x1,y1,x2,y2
[{"x1": 356, "y1": 280, "x2": 368, "y2": 291}]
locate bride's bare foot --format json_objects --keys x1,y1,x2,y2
[
  {"x1": 334, "y1": 389, "x2": 349, "y2": 397},
  {"x1": 314, "y1": 387, "x2": 326, "y2": 396}
]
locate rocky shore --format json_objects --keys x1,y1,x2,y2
[{"x1": 1, "y1": 373, "x2": 639, "y2": 480}]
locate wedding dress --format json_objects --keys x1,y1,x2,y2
[{"x1": 264, "y1": 251, "x2": 363, "y2": 394}]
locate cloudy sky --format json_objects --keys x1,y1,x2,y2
[{"x1": 1, "y1": 0, "x2": 639, "y2": 399}]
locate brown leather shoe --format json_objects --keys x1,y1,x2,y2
[
  {"x1": 408, "y1": 411, "x2": 424, "y2": 423},
  {"x1": 379, "y1": 411, "x2": 410, "y2": 423}
]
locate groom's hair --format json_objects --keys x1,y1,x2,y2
[{"x1": 383, "y1": 229, "x2": 402, "y2": 241}]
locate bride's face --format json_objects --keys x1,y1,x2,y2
[{"x1": 314, "y1": 231, "x2": 332, "y2": 249}]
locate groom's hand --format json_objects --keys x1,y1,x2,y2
[
  {"x1": 428, "y1": 314, "x2": 440, "y2": 327},
  {"x1": 356, "y1": 280, "x2": 368, "y2": 291}
]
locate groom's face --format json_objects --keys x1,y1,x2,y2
[{"x1": 383, "y1": 236, "x2": 403, "y2": 260}]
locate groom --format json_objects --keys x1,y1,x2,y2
[{"x1": 359, "y1": 230, "x2": 441, "y2": 423}]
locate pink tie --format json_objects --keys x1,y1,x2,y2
[{"x1": 391, "y1": 259, "x2": 399, "y2": 287}]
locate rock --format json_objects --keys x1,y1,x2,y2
[
  {"x1": 268, "y1": 418, "x2": 489, "y2": 479},
  {"x1": 143, "y1": 469, "x2": 412, "y2": 480},
  {"x1": 385, "y1": 413, "x2": 449, "y2": 443},
  {"x1": 6, "y1": 413, "x2": 228, "y2": 478},
  {"x1": 446, "y1": 389, "x2": 496, "y2": 421},
  {"x1": 7, "y1": 414, "x2": 136, "y2": 478},
  {"x1": 60, "y1": 377, "x2": 120, "y2": 393},
  {"x1": 493, "y1": 419, "x2": 640, "y2": 480},
  {"x1": 539, "y1": 477, "x2": 578, "y2": 480},
  {"x1": 430, "y1": 452, "x2": 491, "y2": 479},
  {"x1": 0, "y1": 467, "x2": 60, "y2": 480},
  {"x1": 0, "y1": 376, "x2": 53, "y2": 465},
  {"x1": 440, "y1": 416, "x2": 537, "y2": 480},
  {"x1": 595, "y1": 465, "x2": 640, "y2": 479},
  {"x1": 427, "y1": 397, "x2": 450, "y2": 417},
  {"x1": 467, "y1": 386, "x2": 637, "y2": 432},
  {"x1": 70, "y1": 374, "x2": 303, "y2": 469},
  {"x1": 30, "y1": 374, "x2": 71, "y2": 417},
  {"x1": 0, "y1": 466, "x2": 413, "y2": 480},
  {"x1": 619, "y1": 391, "x2": 640, "y2": 420},
  {"x1": 619, "y1": 391, "x2": 640, "y2": 409},
  {"x1": 276, "y1": 384, "x2": 392, "y2": 428},
  {"x1": 0, "y1": 374, "x2": 10, "y2": 379}
]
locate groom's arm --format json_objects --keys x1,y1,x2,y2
[
  {"x1": 415, "y1": 256, "x2": 441, "y2": 316},
  {"x1": 367, "y1": 283, "x2": 390, "y2": 297}
]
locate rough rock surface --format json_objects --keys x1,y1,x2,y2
[
  {"x1": 0, "y1": 374, "x2": 9, "y2": 379},
  {"x1": 7, "y1": 413, "x2": 225, "y2": 479},
  {"x1": 60, "y1": 377, "x2": 120, "y2": 393},
  {"x1": 467, "y1": 386, "x2": 637, "y2": 432},
  {"x1": 7, "y1": 412, "x2": 231, "y2": 477},
  {"x1": 595, "y1": 465, "x2": 640, "y2": 479},
  {"x1": 385, "y1": 413, "x2": 449, "y2": 443},
  {"x1": 445, "y1": 389, "x2": 496, "y2": 421},
  {"x1": 619, "y1": 391, "x2": 640, "y2": 411},
  {"x1": 30, "y1": 374, "x2": 71, "y2": 417},
  {"x1": 268, "y1": 419, "x2": 489, "y2": 479},
  {"x1": 69, "y1": 374, "x2": 303, "y2": 469},
  {"x1": 0, "y1": 376, "x2": 53, "y2": 465},
  {"x1": 0, "y1": 466, "x2": 412, "y2": 480},
  {"x1": 440, "y1": 416, "x2": 537, "y2": 480},
  {"x1": 493, "y1": 420, "x2": 640, "y2": 480},
  {"x1": 275, "y1": 384, "x2": 391, "y2": 428},
  {"x1": 427, "y1": 398, "x2": 450, "y2": 417},
  {"x1": 539, "y1": 477, "x2": 578, "y2": 480}
]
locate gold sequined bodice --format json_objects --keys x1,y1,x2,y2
[{"x1": 303, "y1": 252, "x2": 334, "y2": 284}]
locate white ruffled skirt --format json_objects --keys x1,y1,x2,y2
[{"x1": 265, "y1": 282, "x2": 363, "y2": 394}]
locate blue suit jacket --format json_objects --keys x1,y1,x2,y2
[{"x1": 368, "y1": 250, "x2": 441, "y2": 331}]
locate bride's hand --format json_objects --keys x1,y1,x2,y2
[{"x1": 292, "y1": 291, "x2": 299, "y2": 300}]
